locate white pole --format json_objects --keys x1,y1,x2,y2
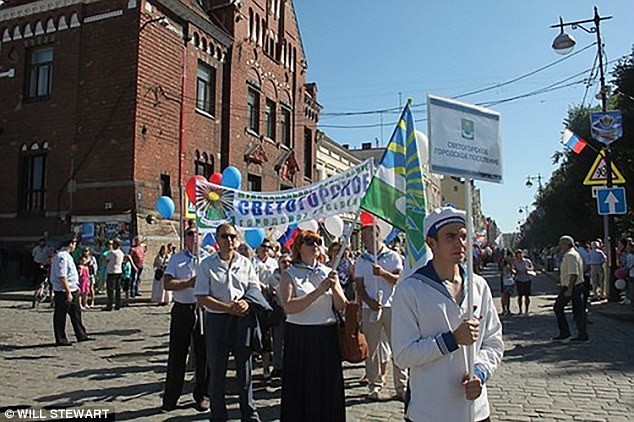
[{"x1": 465, "y1": 179, "x2": 475, "y2": 422}]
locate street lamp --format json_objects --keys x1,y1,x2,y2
[
  {"x1": 550, "y1": 7, "x2": 617, "y2": 300},
  {"x1": 518, "y1": 205, "x2": 531, "y2": 215},
  {"x1": 525, "y1": 174, "x2": 542, "y2": 190},
  {"x1": 140, "y1": 16, "x2": 169, "y2": 32}
]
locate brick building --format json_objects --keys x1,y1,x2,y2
[{"x1": 0, "y1": 0, "x2": 320, "y2": 284}]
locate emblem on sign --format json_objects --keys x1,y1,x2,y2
[{"x1": 461, "y1": 119, "x2": 474, "y2": 140}]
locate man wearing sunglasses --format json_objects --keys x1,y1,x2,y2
[
  {"x1": 195, "y1": 223, "x2": 262, "y2": 422},
  {"x1": 161, "y1": 226, "x2": 210, "y2": 413},
  {"x1": 253, "y1": 239, "x2": 278, "y2": 286}
]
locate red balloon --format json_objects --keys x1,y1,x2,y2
[
  {"x1": 209, "y1": 172, "x2": 222, "y2": 185},
  {"x1": 186, "y1": 175, "x2": 207, "y2": 203},
  {"x1": 360, "y1": 211, "x2": 374, "y2": 226}
]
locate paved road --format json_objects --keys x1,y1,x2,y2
[{"x1": 0, "y1": 266, "x2": 632, "y2": 421}]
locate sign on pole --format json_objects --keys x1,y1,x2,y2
[
  {"x1": 591, "y1": 111, "x2": 623, "y2": 145},
  {"x1": 596, "y1": 187, "x2": 627, "y2": 215},
  {"x1": 427, "y1": 95, "x2": 502, "y2": 183},
  {"x1": 582, "y1": 150, "x2": 626, "y2": 186}
]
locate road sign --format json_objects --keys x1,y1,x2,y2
[
  {"x1": 591, "y1": 111, "x2": 623, "y2": 145},
  {"x1": 596, "y1": 187, "x2": 627, "y2": 215},
  {"x1": 583, "y1": 150, "x2": 626, "y2": 186}
]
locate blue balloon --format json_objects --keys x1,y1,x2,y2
[
  {"x1": 156, "y1": 196, "x2": 175, "y2": 219},
  {"x1": 221, "y1": 166, "x2": 242, "y2": 189},
  {"x1": 244, "y1": 228, "x2": 265, "y2": 249}
]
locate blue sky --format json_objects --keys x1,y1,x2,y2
[{"x1": 294, "y1": 0, "x2": 634, "y2": 233}]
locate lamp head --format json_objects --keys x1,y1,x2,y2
[
  {"x1": 525, "y1": 179, "x2": 533, "y2": 188},
  {"x1": 552, "y1": 29, "x2": 575, "y2": 55}
]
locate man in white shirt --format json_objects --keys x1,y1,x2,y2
[
  {"x1": 354, "y1": 224, "x2": 407, "y2": 401},
  {"x1": 32, "y1": 238, "x2": 50, "y2": 285},
  {"x1": 391, "y1": 206, "x2": 503, "y2": 422},
  {"x1": 160, "y1": 226, "x2": 209, "y2": 413},
  {"x1": 587, "y1": 241, "x2": 607, "y2": 298},
  {"x1": 195, "y1": 223, "x2": 261, "y2": 422},
  {"x1": 553, "y1": 235, "x2": 588, "y2": 342},
  {"x1": 50, "y1": 235, "x2": 91, "y2": 346},
  {"x1": 104, "y1": 238, "x2": 125, "y2": 311},
  {"x1": 252, "y1": 238, "x2": 278, "y2": 286}
]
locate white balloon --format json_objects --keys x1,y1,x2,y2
[
  {"x1": 376, "y1": 218, "x2": 393, "y2": 240},
  {"x1": 615, "y1": 279, "x2": 626, "y2": 290},
  {"x1": 298, "y1": 219, "x2": 319, "y2": 232},
  {"x1": 415, "y1": 130, "x2": 429, "y2": 165},
  {"x1": 266, "y1": 224, "x2": 288, "y2": 241},
  {"x1": 324, "y1": 215, "x2": 344, "y2": 238}
]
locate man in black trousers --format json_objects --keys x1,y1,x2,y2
[
  {"x1": 50, "y1": 234, "x2": 91, "y2": 346},
  {"x1": 161, "y1": 226, "x2": 210, "y2": 413}
]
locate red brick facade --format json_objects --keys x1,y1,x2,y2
[{"x1": 0, "y1": 0, "x2": 319, "y2": 284}]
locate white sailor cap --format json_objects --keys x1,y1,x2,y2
[{"x1": 424, "y1": 206, "x2": 467, "y2": 238}]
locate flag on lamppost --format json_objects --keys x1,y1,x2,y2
[
  {"x1": 360, "y1": 100, "x2": 427, "y2": 268},
  {"x1": 562, "y1": 129, "x2": 588, "y2": 154}
]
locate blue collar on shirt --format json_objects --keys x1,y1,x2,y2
[
  {"x1": 360, "y1": 247, "x2": 392, "y2": 263},
  {"x1": 415, "y1": 260, "x2": 468, "y2": 305}
]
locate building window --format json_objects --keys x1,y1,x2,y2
[
  {"x1": 19, "y1": 153, "x2": 47, "y2": 212},
  {"x1": 247, "y1": 87, "x2": 260, "y2": 133},
  {"x1": 265, "y1": 99, "x2": 276, "y2": 140},
  {"x1": 195, "y1": 160, "x2": 213, "y2": 179},
  {"x1": 304, "y1": 128, "x2": 313, "y2": 179},
  {"x1": 160, "y1": 174, "x2": 172, "y2": 198},
  {"x1": 280, "y1": 106, "x2": 291, "y2": 148},
  {"x1": 247, "y1": 174, "x2": 262, "y2": 192},
  {"x1": 26, "y1": 47, "x2": 53, "y2": 99},
  {"x1": 196, "y1": 62, "x2": 216, "y2": 116}
]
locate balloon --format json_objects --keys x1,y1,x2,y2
[
  {"x1": 209, "y1": 172, "x2": 222, "y2": 185},
  {"x1": 156, "y1": 196, "x2": 175, "y2": 219},
  {"x1": 360, "y1": 211, "x2": 374, "y2": 226},
  {"x1": 186, "y1": 175, "x2": 207, "y2": 203},
  {"x1": 615, "y1": 279, "x2": 627, "y2": 290},
  {"x1": 324, "y1": 215, "x2": 344, "y2": 238},
  {"x1": 244, "y1": 228, "x2": 265, "y2": 249},
  {"x1": 376, "y1": 218, "x2": 393, "y2": 239},
  {"x1": 221, "y1": 166, "x2": 242, "y2": 189},
  {"x1": 298, "y1": 219, "x2": 319, "y2": 232},
  {"x1": 266, "y1": 224, "x2": 288, "y2": 241}
]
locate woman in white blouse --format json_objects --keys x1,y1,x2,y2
[{"x1": 278, "y1": 230, "x2": 347, "y2": 421}]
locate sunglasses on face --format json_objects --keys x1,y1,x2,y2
[
  {"x1": 280, "y1": 260, "x2": 291, "y2": 265},
  {"x1": 303, "y1": 238, "x2": 322, "y2": 247},
  {"x1": 220, "y1": 233, "x2": 238, "y2": 240}
]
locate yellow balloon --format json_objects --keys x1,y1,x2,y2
[{"x1": 208, "y1": 191, "x2": 220, "y2": 201}]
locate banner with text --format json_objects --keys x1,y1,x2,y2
[
  {"x1": 195, "y1": 160, "x2": 373, "y2": 229},
  {"x1": 428, "y1": 94, "x2": 502, "y2": 183}
]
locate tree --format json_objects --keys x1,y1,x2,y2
[{"x1": 519, "y1": 47, "x2": 634, "y2": 248}]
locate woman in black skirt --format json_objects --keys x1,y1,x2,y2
[{"x1": 278, "y1": 230, "x2": 348, "y2": 421}]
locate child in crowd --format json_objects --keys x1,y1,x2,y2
[{"x1": 78, "y1": 257, "x2": 91, "y2": 310}]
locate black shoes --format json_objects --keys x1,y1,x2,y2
[
  {"x1": 56, "y1": 340, "x2": 72, "y2": 347},
  {"x1": 571, "y1": 336, "x2": 589, "y2": 343},
  {"x1": 552, "y1": 334, "x2": 570, "y2": 341},
  {"x1": 78, "y1": 337, "x2": 94, "y2": 343},
  {"x1": 194, "y1": 398, "x2": 210, "y2": 412}
]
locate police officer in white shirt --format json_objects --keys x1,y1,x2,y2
[
  {"x1": 195, "y1": 223, "x2": 261, "y2": 422},
  {"x1": 50, "y1": 235, "x2": 90, "y2": 346},
  {"x1": 161, "y1": 226, "x2": 209, "y2": 413}
]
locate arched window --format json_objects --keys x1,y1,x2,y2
[{"x1": 248, "y1": 8, "x2": 253, "y2": 40}]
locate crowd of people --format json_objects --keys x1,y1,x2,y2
[{"x1": 37, "y1": 206, "x2": 634, "y2": 422}]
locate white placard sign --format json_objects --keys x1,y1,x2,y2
[{"x1": 427, "y1": 95, "x2": 502, "y2": 183}]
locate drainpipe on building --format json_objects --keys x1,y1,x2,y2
[{"x1": 178, "y1": 24, "x2": 190, "y2": 249}]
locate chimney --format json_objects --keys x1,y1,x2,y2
[
  {"x1": 361, "y1": 142, "x2": 372, "y2": 150},
  {"x1": 342, "y1": 144, "x2": 349, "y2": 150}
]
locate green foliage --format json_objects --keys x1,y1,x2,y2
[{"x1": 519, "y1": 47, "x2": 634, "y2": 248}]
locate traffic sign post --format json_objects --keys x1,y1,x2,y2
[{"x1": 596, "y1": 187, "x2": 627, "y2": 215}]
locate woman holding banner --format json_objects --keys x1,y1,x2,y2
[{"x1": 278, "y1": 230, "x2": 347, "y2": 421}]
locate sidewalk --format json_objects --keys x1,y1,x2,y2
[{"x1": 541, "y1": 270, "x2": 634, "y2": 323}]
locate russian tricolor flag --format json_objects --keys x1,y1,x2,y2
[{"x1": 562, "y1": 129, "x2": 587, "y2": 154}]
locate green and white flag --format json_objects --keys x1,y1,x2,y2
[{"x1": 360, "y1": 101, "x2": 427, "y2": 268}]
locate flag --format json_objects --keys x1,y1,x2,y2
[
  {"x1": 360, "y1": 101, "x2": 427, "y2": 268},
  {"x1": 562, "y1": 129, "x2": 587, "y2": 154}
]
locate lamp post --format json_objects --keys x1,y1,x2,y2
[
  {"x1": 550, "y1": 6, "x2": 617, "y2": 300},
  {"x1": 525, "y1": 174, "x2": 543, "y2": 191}
]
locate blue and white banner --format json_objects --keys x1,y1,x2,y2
[{"x1": 195, "y1": 160, "x2": 373, "y2": 229}]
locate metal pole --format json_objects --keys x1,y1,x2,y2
[
  {"x1": 594, "y1": 6, "x2": 615, "y2": 300},
  {"x1": 465, "y1": 179, "x2": 475, "y2": 422}
]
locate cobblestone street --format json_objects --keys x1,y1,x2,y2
[{"x1": 0, "y1": 267, "x2": 632, "y2": 421}]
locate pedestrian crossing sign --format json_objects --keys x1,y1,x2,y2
[{"x1": 583, "y1": 150, "x2": 626, "y2": 186}]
